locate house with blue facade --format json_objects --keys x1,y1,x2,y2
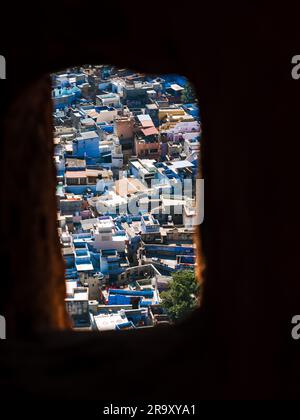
[
  {"x1": 74, "y1": 240, "x2": 94, "y2": 274},
  {"x1": 52, "y1": 75, "x2": 83, "y2": 110},
  {"x1": 141, "y1": 242, "x2": 196, "y2": 274},
  {"x1": 100, "y1": 249, "x2": 125, "y2": 284},
  {"x1": 182, "y1": 103, "x2": 200, "y2": 120},
  {"x1": 52, "y1": 87, "x2": 78, "y2": 110},
  {"x1": 72, "y1": 131, "x2": 100, "y2": 159},
  {"x1": 108, "y1": 288, "x2": 160, "y2": 308}
]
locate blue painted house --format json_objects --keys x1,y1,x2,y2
[{"x1": 73, "y1": 131, "x2": 100, "y2": 159}]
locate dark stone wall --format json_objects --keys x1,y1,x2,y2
[
  {"x1": 0, "y1": 1, "x2": 300, "y2": 400},
  {"x1": 0, "y1": 77, "x2": 71, "y2": 335}
]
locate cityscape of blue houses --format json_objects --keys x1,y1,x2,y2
[{"x1": 54, "y1": 65, "x2": 201, "y2": 331}]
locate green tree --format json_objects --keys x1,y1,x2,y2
[
  {"x1": 161, "y1": 270, "x2": 200, "y2": 322},
  {"x1": 181, "y1": 82, "x2": 197, "y2": 104}
]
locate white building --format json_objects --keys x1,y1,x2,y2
[
  {"x1": 79, "y1": 216, "x2": 127, "y2": 252},
  {"x1": 96, "y1": 93, "x2": 121, "y2": 108},
  {"x1": 85, "y1": 106, "x2": 118, "y2": 124},
  {"x1": 183, "y1": 134, "x2": 200, "y2": 157},
  {"x1": 91, "y1": 311, "x2": 128, "y2": 332}
]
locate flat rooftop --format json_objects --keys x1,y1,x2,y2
[
  {"x1": 93, "y1": 312, "x2": 127, "y2": 332},
  {"x1": 115, "y1": 177, "x2": 147, "y2": 197},
  {"x1": 77, "y1": 131, "x2": 99, "y2": 139},
  {"x1": 65, "y1": 158, "x2": 86, "y2": 168}
]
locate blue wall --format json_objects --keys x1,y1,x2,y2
[{"x1": 73, "y1": 136, "x2": 100, "y2": 159}]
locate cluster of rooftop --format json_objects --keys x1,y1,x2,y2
[{"x1": 53, "y1": 64, "x2": 201, "y2": 331}]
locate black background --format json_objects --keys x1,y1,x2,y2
[{"x1": 0, "y1": 1, "x2": 300, "y2": 402}]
